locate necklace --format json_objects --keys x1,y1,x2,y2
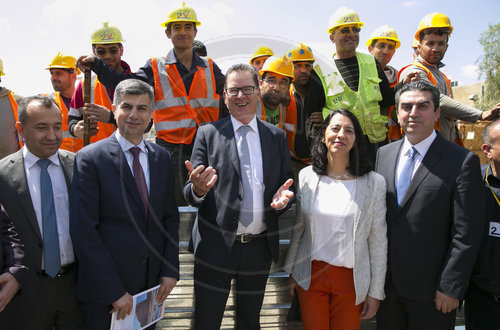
[{"x1": 328, "y1": 172, "x2": 351, "y2": 180}]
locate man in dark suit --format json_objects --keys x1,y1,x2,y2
[
  {"x1": 0, "y1": 95, "x2": 84, "y2": 329},
  {"x1": 0, "y1": 205, "x2": 26, "y2": 313},
  {"x1": 375, "y1": 81, "x2": 484, "y2": 329},
  {"x1": 184, "y1": 63, "x2": 294, "y2": 329},
  {"x1": 70, "y1": 79, "x2": 179, "y2": 329}
]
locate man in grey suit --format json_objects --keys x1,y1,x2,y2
[
  {"x1": 184, "y1": 63, "x2": 294, "y2": 329},
  {"x1": 375, "y1": 81, "x2": 484, "y2": 329},
  {"x1": 0, "y1": 95, "x2": 84, "y2": 329}
]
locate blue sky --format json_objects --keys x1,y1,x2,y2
[{"x1": 1, "y1": 0, "x2": 499, "y2": 96}]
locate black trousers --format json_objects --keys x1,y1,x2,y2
[
  {"x1": 465, "y1": 282, "x2": 500, "y2": 330},
  {"x1": 193, "y1": 237, "x2": 272, "y2": 330},
  {"x1": 156, "y1": 138, "x2": 192, "y2": 206},
  {"x1": 1, "y1": 267, "x2": 85, "y2": 330},
  {"x1": 376, "y1": 278, "x2": 456, "y2": 330}
]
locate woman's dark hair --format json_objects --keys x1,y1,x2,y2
[{"x1": 311, "y1": 109, "x2": 373, "y2": 177}]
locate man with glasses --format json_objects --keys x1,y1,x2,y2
[
  {"x1": 399, "y1": 12, "x2": 499, "y2": 145},
  {"x1": 183, "y1": 63, "x2": 294, "y2": 329},
  {"x1": 258, "y1": 55, "x2": 294, "y2": 128},
  {"x1": 324, "y1": 7, "x2": 396, "y2": 163},
  {"x1": 68, "y1": 22, "x2": 131, "y2": 148}
]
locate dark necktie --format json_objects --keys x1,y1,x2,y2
[
  {"x1": 37, "y1": 159, "x2": 61, "y2": 278},
  {"x1": 396, "y1": 146, "x2": 418, "y2": 206},
  {"x1": 130, "y1": 147, "x2": 149, "y2": 215},
  {"x1": 238, "y1": 125, "x2": 253, "y2": 227}
]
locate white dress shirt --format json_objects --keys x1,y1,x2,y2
[
  {"x1": 396, "y1": 130, "x2": 437, "y2": 185},
  {"x1": 231, "y1": 115, "x2": 266, "y2": 235},
  {"x1": 115, "y1": 131, "x2": 150, "y2": 193},
  {"x1": 23, "y1": 147, "x2": 74, "y2": 267}
]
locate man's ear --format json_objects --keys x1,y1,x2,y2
[{"x1": 482, "y1": 143, "x2": 493, "y2": 159}]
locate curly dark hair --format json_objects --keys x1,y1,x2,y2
[{"x1": 311, "y1": 110, "x2": 373, "y2": 177}]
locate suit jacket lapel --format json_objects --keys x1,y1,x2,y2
[
  {"x1": 353, "y1": 175, "x2": 366, "y2": 235},
  {"x1": 219, "y1": 117, "x2": 240, "y2": 178},
  {"x1": 58, "y1": 151, "x2": 73, "y2": 193},
  {"x1": 257, "y1": 120, "x2": 272, "y2": 189},
  {"x1": 108, "y1": 135, "x2": 147, "y2": 219},
  {"x1": 8, "y1": 150, "x2": 42, "y2": 240},
  {"x1": 399, "y1": 134, "x2": 444, "y2": 208},
  {"x1": 386, "y1": 139, "x2": 403, "y2": 197},
  {"x1": 146, "y1": 142, "x2": 159, "y2": 220}
]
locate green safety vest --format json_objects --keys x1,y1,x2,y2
[{"x1": 322, "y1": 52, "x2": 386, "y2": 143}]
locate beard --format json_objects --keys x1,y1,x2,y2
[{"x1": 262, "y1": 90, "x2": 286, "y2": 108}]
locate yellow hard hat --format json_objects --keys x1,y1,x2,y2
[
  {"x1": 249, "y1": 46, "x2": 274, "y2": 64},
  {"x1": 90, "y1": 22, "x2": 125, "y2": 44},
  {"x1": 366, "y1": 25, "x2": 401, "y2": 49},
  {"x1": 46, "y1": 52, "x2": 81, "y2": 75},
  {"x1": 415, "y1": 12, "x2": 453, "y2": 40},
  {"x1": 412, "y1": 38, "x2": 419, "y2": 49},
  {"x1": 327, "y1": 7, "x2": 364, "y2": 34},
  {"x1": 0, "y1": 58, "x2": 4, "y2": 76},
  {"x1": 161, "y1": 2, "x2": 201, "y2": 28},
  {"x1": 286, "y1": 43, "x2": 315, "y2": 63},
  {"x1": 259, "y1": 55, "x2": 294, "y2": 82}
]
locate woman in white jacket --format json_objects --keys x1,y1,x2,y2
[{"x1": 285, "y1": 109, "x2": 387, "y2": 329}]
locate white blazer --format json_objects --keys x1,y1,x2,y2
[{"x1": 284, "y1": 166, "x2": 387, "y2": 305}]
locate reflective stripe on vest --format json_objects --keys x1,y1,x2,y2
[
  {"x1": 54, "y1": 92, "x2": 82, "y2": 152},
  {"x1": 256, "y1": 97, "x2": 285, "y2": 129},
  {"x1": 151, "y1": 56, "x2": 219, "y2": 144},
  {"x1": 323, "y1": 52, "x2": 386, "y2": 143}
]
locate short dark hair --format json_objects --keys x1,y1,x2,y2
[
  {"x1": 395, "y1": 81, "x2": 440, "y2": 112},
  {"x1": 483, "y1": 118, "x2": 500, "y2": 145},
  {"x1": 192, "y1": 40, "x2": 207, "y2": 57},
  {"x1": 113, "y1": 79, "x2": 154, "y2": 107},
  {"x1": 418, "y1": 28, "x2": 450, "y2": 43},
  {"x1": 17, "y1": 95, "x2": 59, "y2": 125},
  {"x1": 311, "y1": 109, "x2": 373, "y2": 177},
  {"x1": 224, "y1": 64, "x2": 259, "y2": 90}
]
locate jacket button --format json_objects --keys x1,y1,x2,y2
[
  {"x1": 238, "y1": 194, "x2": 242, "y2": 200},
  {"x1": 38, "y1": 243, "x2": 43, "y2": 248},
  {"x1": 142, "y1": 259, "x2": 147, "y2": 264},
  {"x1": 36, "y1": 271, "x2": 41, "y2": 276}
]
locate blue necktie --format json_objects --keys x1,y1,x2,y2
[
  {"x1": 238, "y1": 125, "x2": 253, "y2": 227},
  {"x1": 396, "y1": 147, "x2": 418, "y2": 206},
  {"x1": 38, "y1": 159, "x2": 61, "y2": 278}
]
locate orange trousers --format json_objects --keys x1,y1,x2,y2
[{"x1": 297, "y1": 260, "x2": 362, "y2": 330}]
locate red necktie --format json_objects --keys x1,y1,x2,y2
[{"x1": 130, "y1": 147, "x2": 149, "y2": 215}]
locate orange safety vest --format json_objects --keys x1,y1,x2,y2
[
  {"x1": 386, "y1": 80, "x2": 402, "y2": 141},
  {"x1": 54, "y1": 92, "x2": 82, "y2": 152},
  {"x1": 7, "y1": 92, "x2": 22, "y2": 148},
  {"x1": 284, "y1": 91, "x2": 309, "y2": 163},
  {"x1": 88, "y1": 76, "x2": 116, "y2": 144},
  {"x1": 397, "y1": 62, "x2": 463, "y2": 146},
  {"x1": 256, "y1": 97, "x2": 286, "y2": 129},
  {"x1": 151, "y1": 56, "x2": 219, "y2": 145}
]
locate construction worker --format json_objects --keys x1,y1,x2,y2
[
  {"x1": 77, "y1": 2, "x2": 224, "y2": 205},
  {"x1": 398, "y1": 12, "x2": 500, "y2": 144},
  {"x1": 284, "y1": 43, "x2": 326, "y2": 180},
  {"x1": 324, "y1": 7, "x2": 401, "y2": 163},
  {"x1": 69, "y1": 22, "x2": 131, "y2": 151},
  {"x1": 367, "y1": 25, "x2": 402, "y2": 141},
  {"x1": 0, "y1": 58, "x2": 22, "y2": 159},
  {"x1": 250, "y1": 46, "x2": 274, "y2": 73},
  {"x1": 258, "y1": 55, "x2": 294, "y2": 128},
  {"x1": 46, "y1": 52, "x2": 82, "y2": 152}
]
